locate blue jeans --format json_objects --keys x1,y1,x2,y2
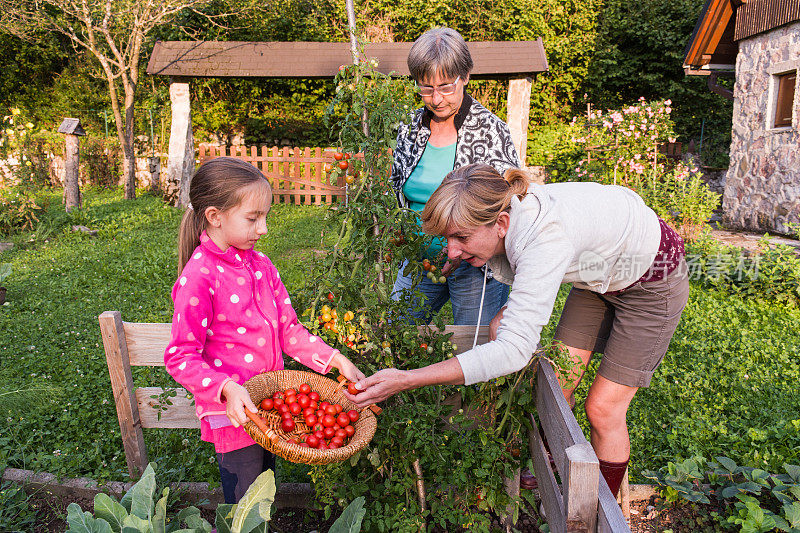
[{"x1": 392, "y1": 259, "x2": 510, "y2": 325}]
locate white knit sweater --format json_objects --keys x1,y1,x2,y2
[{"x1": 456, "y1": 182, "x2": 661, "y2": 385}]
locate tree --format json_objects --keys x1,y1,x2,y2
[{"x1": 0, "y1": 0, "x2": 210, "y2": 199}]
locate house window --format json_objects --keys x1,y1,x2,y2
[{"x1": 774, "y1": 71, "x2": 796, "y2": 128}]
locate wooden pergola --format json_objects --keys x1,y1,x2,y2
[{"x1": 146, "y1": 40, "x2": 548, "y2": 197}]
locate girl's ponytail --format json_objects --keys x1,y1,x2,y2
[{"x1": 177, "y1": 207, "x2": 203, "y2": 274}]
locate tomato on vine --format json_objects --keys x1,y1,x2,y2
[
  {"x1": 334, "y1": 152, "x2": 344, "y2": 161},
  {"x1": 338, "y1": 161, "x2": 349, "y2": 170}
]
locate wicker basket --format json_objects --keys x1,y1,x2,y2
[{"x1": 243, "y1": 370, "x2": 378, "y2": 465}]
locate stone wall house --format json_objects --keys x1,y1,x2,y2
[{"x1": 684, "y1": 0, "x2": 800, "y2": 234}]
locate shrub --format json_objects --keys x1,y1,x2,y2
[
  {"x1": 633, "y1": 162, "x2": 721, "y2": 240},
  {"x1": 525, "y1": 121, "x2": 583, "y2": 182},
  {"x1": 0, "y1": 186, "x2": 44, "y2": 235}
]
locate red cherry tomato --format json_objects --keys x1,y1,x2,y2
[
  {"x1": 260, "y1": 398, "x2": 274, "y2": 410},
  {"x1": 330, "y1": 438, "x2": 343, "y2": 449},
  {"x1": 272, "y1": 391, "x2": 283, "y2": 401},
  {"x1": 318, "y1": 442, "x2": 328, "y2": 450},
  {"x1": 333, "y1": 152, "x2": 344, "y2": 161},
  {"x1": 313, "y1": 424, "x2": 324, "y2": 434},
  {"x1": 420, "y1": 342, "x2": 428, "y2": 350},
  {"x1": 281, "y1": 418, "x2": 295, "y2": 432},
  {"x1": 299, "y1": 442, "x2": 309, "y2": 448},
  {"x1": 336, "y1": 413, "x2": 350, "y2": 428},
  {"x1": 338, "y1": 161, "x2": 349, "y2": 170},
  {"x1": 306, "y1": 434, "x2": 320, "y2": 448},
  {"x1": 302, "y1": 407, "x2": 315, "y2": 418},
  {"x1": 298, "y1": 396, "x2": 310, "y2": 409},
  {"x1": 347, "y1": 410, "x2": 359, "y2": 423},
  {"x1": 289, "y1": 403, "x2": 302, "y2": 416},
  {"x1": 299, "y1": 383, "x2": 311, "y2": 394},
  {"x1": 309, "y1": 392, "x2": 320, "y2": 402},
  {"x1": 325, "y1": 405, "x2": 337, "y2": 416},
  {"x1": 327, "y1": 292, "x2": 334, "y2": 301},
  {"x1": 334, "y1": 404, "x2": 343, "y2": 414},
  {"x1": 335, "y1": 428, "x2": 347, "y2": 439},
  {"x1": 316, "y1": 409, "x2": 325, "y2": 418},
  {"x1": 319, "y1": 401, "x2": 330, "y2": 410},
  {"x1": 282, "y1": 411, "x2": 293, "y2": 420},
  {"x1": 277, "y1": 403, "x2": 289, "y2": 414},
  {"x1": 314, "y1": 429, "x2": 324, "y2": 439},
  {"x1": 344, "y1": 153, "x2": 352, "y2": 160},
  {"x1": 305, "y1": 414, "x2": 318, "y2": 427},
  {"x1": 287, "y1": 438, "x2": 299, "y2": 445},
  {"x1": 323, "y1": 426, "x2": 336, "y2": 439},
  {"x1": 284, "y1": 388, "x2": 297, "y2": 397},
  {"x1": 322, "y1": 414, "x2": 336, "y2": 428},
  {"x1": 347, "y1": 382, "x2": 360, "y2": 395},
  {"x1": 344, "y1": 424, "x2": 355, "y2": 437}
]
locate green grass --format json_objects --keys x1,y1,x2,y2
[{"x1": 0, "y1": 187, "x2": 799, "y2": 485}]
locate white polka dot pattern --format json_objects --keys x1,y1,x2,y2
[
  {"x1": 179, "y1": 276, "x2": 187, "y2": 286},
  {"x1": 237, "y1": 327, "x2": 246, "y2": 334},
  {"x1": 202, "y1": 378, "x2": 211, "y2": 387},
  {"x1": 230, "y1": 294, "x2": 239, "y2": 303},
  {"x1": 214, "y1": 359, "x2": 222, "y2": 367},
  {"x1": 244, "y1": 353, "x2": 254, "y2": 363}
]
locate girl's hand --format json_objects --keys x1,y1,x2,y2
[
  {"x1": 329, "y1": 352, "x2": 366, "y2": 383},
  {"x1": 221, "y1": 380, "x2": 258, "y2": 428}
]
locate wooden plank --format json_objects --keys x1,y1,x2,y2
[
  {"x1": 123, "y1": 322, "x2": 171, "y2": 366},
  {"x1": 148, "y1": 41, "x2": 548, "y2": 79},
  {"x1": 598, "y1": 474, "x2": 632, "y2": 532},
  {"x1": 98, "y1": 311, "x2": 149, "y2": 479},
  {"x1": 293, "y1": 147, "x2": 301, "y2": 204},
  {"x1": 136, "y1": 387, "x2": 201, "y2": 429},
  {"x1": 617, "y1": 467, "x2": 630, "y2": 519},
  {"x1": 529, "y1": 415, "x2": 566, "y2": 533},
  {"x1": 536, "y1": 360, "x2": 587, "y2": 476},
  {"x1": 564, "y1": 443, "x2": 598, "y2": 532}
]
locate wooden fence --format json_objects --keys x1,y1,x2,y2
[{"x1": 198, "y1": 144, "x2": 347, "y2": 205}]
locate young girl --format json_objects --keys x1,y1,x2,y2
[{"x1": 165, "y1": 157, "x2": 364, "y2": 503}]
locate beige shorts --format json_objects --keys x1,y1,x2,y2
[{"x1": 553, "y1": 259, "x2": 690, "y2": 388}]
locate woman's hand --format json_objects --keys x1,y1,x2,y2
[
  {"x1": 329, "y1": 352, "x2": 366, "y2": 383},
  {"x1": 221, "y1": 380, "x2": 258, "y2": 428},
  {"x1": 344, "y1": 368, "x2": 410, "y2": 408},
  {"x1": 489, "y1": 306, "x2": 507, "y2": 341}
]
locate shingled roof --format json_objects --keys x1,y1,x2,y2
[{"x1": 146, "y1": 40, "x2": 548, "y2": 79}]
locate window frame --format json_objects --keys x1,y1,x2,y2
[{"x1": 773, "y1": 71, "x2": 797, "y2": 128}]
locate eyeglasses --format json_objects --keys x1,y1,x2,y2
[{"x1": 417, "y1": 76, "x2": 461, "y2": 97}]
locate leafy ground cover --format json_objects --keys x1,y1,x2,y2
[{"x1": 1, "y1": 187, "x2": 798, "y2": 493}]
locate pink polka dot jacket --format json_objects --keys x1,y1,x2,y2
[{"x1": 165, "y1": 232, "x2": 339, "y2": 453}]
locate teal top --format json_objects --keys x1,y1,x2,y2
[{"x1": 402, "y1": 142, "x2": 456, "y2": 259}]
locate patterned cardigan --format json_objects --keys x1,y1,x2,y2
[{"x1": 389, "y1": 91, "x2": 521, "y2": 207}]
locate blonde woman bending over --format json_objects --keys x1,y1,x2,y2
[{"x1": 347, "y1": 163, "x2": 689, "y2": 496}]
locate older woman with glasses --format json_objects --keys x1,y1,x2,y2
[{"x1": 391, "y1": 27, "x2": 520, "y2": 326}]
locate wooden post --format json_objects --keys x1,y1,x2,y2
[
  {"x1": 57, "y1": 118, "x2": 86, "y2": 212},
  {"x1": 565, "y1": 443, "x2": 599, "y2": 532},
  {"x1": 98, "y1": 311, "x2": 148, "y2": 479},
  {"x1": 63, "y1": 134, "x2": 81, "y2": 212},
  {"x1": 148, "y1": 156, "x2": 161, "y2": 193},
  {"x1": 166, "y1": 77, "x2": 194, "y2": 207},
  {"x1": 507, "y1": 76, "x2": 533, "y2": 167}
]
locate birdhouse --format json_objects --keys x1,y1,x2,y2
[{"x1": 57, "y1": 118, "x2": 87, "y2": 137}]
